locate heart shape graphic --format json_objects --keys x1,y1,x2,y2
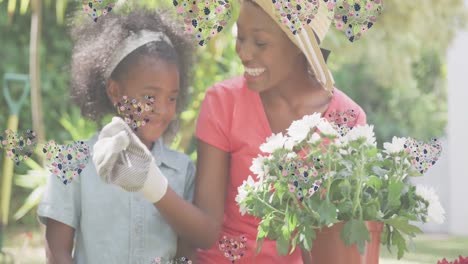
[
  {"x1": 327, "y1": 0, "x2": 383, "y2": 42},
  {"x1": 281, "y1": 158, "x2": 322, "y2": 202},
  {"x1": 0, "y1": 129, "x2": 37, "y2": 166},
  {"x1": 114, "y1": 95, "x2": 155, "y2": 131},
  {"x1": 173, "y1": 0, "x2": 232, "y2": 46},
  {"x1": 150, "y1": 256, "x2": 192, "y2": 264},
  {"x1": 218, "y1": 235, "x2": 248, "y2": 263},
  {"x1": 43, "y1": 140, "x2": 91, "y2": 185},
  {"x1": 82, "y1": 0, "x2": 115, "y2": 23},
  {"x1": 404, "y1": 138, "x2": 442, "y2": 174},
  {"x1": 327, "y1": 110, "x2": 358, "y2": 136},
  {"x1": 272, "y1": 0, "x2": 321, "y2": 35}
]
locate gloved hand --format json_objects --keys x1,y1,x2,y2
[
  {"x1": 93, "y1": 118, "x2": 130, "y2": 181},
  {"x1": 93, "y1": 117, "x2": 168, "y2": 203}
]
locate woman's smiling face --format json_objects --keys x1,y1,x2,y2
[{"x1": 235, "y1": 0, "x2": 305, "y2": 93}]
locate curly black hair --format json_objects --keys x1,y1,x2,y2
[{"x1": 70, "y1": 8, "x2": 194, "y2": 142}]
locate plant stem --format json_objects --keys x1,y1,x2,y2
[
  {"x1": 352, "y1": 146, "x2": 365, "y2": 220},
  {"x1": 253, "y1": 193, "x2": 286, "y2": 216}
]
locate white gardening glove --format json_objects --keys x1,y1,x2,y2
[
  {"x1": 93, "y1": 118, "x2": 131, "y2": 181},
  {"x1": 93, "y1": 117, "x2": 168, "y2": 203}
]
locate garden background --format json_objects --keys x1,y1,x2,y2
[{"x1": 0, "y1": 0, "x2": 467, "y2": 263}]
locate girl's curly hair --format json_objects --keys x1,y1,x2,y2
[{"x1": 70, "y1": 8, "x2": 194, "y2": 142}]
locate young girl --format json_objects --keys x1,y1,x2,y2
[
  {"x1": 86, "y1": 1, "x2": 367, "y2": 264},
  {"x1": 37, "y1": 9, "x2": 195, "y2": 264}
]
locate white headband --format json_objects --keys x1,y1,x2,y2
[{"x1": 105, "y1": 30, "x2": 173, "y2": 79}]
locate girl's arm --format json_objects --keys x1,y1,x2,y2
[
  {"x1": 45, "y1": 218, "x2": 75, "y2": 264},
  {"x1": 155, "y1": 140, "x2": 229, "y2": 249}
]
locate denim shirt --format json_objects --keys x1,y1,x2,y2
[{"x1": 38, "y1": 134, "x2": 196, "y2": 264}]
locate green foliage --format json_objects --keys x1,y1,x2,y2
[
  {"x1": 342, "y1": 219, "x2": 370, "y2": 254},
  {"x1": 326, "y1": 0, "x2": 467, "y2": 143}
]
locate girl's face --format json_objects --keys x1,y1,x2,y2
[
  {"x1": 236, "y1": 1, "x2": 305, "y2": 93},
  {"x1": 107, "y1": 58, "x2": 180, "y2": 148}
]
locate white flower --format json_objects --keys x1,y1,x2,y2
[
  {"x1": 383, "y1": 136, "x2": 407, "y2": 154},
  {"x1": 416, "y1": 185, "x2": 446, "y2": 224},
  {"x1": 308, "y1": 132, "x2": 321, "y2": 144},
  {"x1": 286, "y1": 152, "x2": 297, "y2": 159},
  {"x1": 317, "y1": 119, "x2": 339, "y2": 137},
  {"x1": 260, "y1": 133, "x2": 288, "y2": 153},
  {"x1": 250, "y1": 155, "x2": 266, "y2": 179},
  {"x1": 236, "y1": 188, "x2": 249, "y2": 215},
  {"x1": 287, "y1": 114, "x2": 322, "y2": 143},
  {"x1": 342, "y1": 125, "x2": 376, "y2": 146},
  {"x1": 334, "y1": 137, "x2": 347, "y2": 147},
  {"x1": 284, "y1": 138, "x2": 295, "y2": 150},
  {"x1": 236, "y1": 176, "x2": 259, "y2": 215}
]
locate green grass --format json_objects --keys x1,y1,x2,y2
[
  {"x1": 1, "y1": 225, "x2": 468, "y2": 264},
  {"x1": 380, "y1": 234, "x2": 468, "y2": 264}
]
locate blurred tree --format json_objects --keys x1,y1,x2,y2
[{"x1": 323, "y1": 0, "x2": 467, "y2": 142}]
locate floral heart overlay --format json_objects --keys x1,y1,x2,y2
[
  {"x1": 114, "y1": 95, "x2": 155, "y2": 131},
  {"x1": 327, "y1": 109, "x2": 358, "y2": 136},
  {"x1": 404, "y1": 138, "x2": 442, "y2": 174},
  {"x1": 218, "y1": 235, "x2": 248, "y2": 263},
  {"x1": 173, "y1": 0, "x2": 232, "y2": 46},
  {"x1": 151, "y1": 256, "x2": 192, "y2": 264},
  {"x1": 43, "y1": 140, "x2": 91, "y2": 185},
  {"x1": 0, "y1": 129, "x2": 37, "y2": 166},
  {"x1": 280, "y1": 157, "x2": 322, "y2": 202},
  {"x1": 326, "y1": 0, "x2": 383, "y2": 42},
  {"x1": 272, "y1": 0, "x2": 321, "y2": 35},
  {"x1": 82, "y1": 0, "x2": 115, "y2": 23}
]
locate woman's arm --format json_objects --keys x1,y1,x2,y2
[
  {"x1": 175, "y1": 237, "x2": 196, "y2": 261},
  {"x1": 45, "y1": 218, "x2": 75, "y2": 264},
  {"x1": 155, "y1": 140, "x2": 229, "y2": 249}
]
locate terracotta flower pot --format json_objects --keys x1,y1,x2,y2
[{"x1": 310, "y1": 221, "x2": 384, "y2": 264}]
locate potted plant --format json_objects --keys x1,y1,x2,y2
[{"x1": 236, "y1": 113, "x2": 444, "y2": 263}]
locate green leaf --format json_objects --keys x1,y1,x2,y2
[
  {"x1": 289, "y1": 233, "x2": 299, "y2": 254},
  {"x1": 300, "y1": 226, "x2": 315, "y2": 251},
  {"x1": 365, "y1": 147, "x2": 378, "y2": 158},
  {"x1": 258, "y1": 217, "x2": 270, "y2": 239},
  {"x1": 255, "y1": 238, "x2": 265, "y2": 255},
  {"x1": 384, "y1": 218, "x2": 423, "y2": 236},
  {"x1": 387, "y1": 180, "x2": 405, "y2": 210},
  {"x1": 281, "y1": 222, "x2": 290, "y2": 238},
  {"x1": 391, "y1": 229, "x2": 407, "y2": 259},
  {"x1": 367, "y1": 176, "x2": 382, "y2": 191},
  {"x1": 336, "y1": 200, "x2": 353, "y2": 220},
  {"x1": 288, "y1": 212, "x2": 298, "y2": 232},
  {"x1": 341, "y1": 219, "x2": 370, "y2": 254},
  {"x1": 363, "y1": 200, "x2": 380, "y2": 220},
  {"x1": 372, "y1": 166, "x2": 388, "y2": 177},
  {"x1": 276, "y1": 235, "x2": 290, "y2": 256},
  {"x1": 336, "y1": 179, "x2": 352, "y2": 199},
  {"x1": 317, "y1": 200, "x2": 338, "y2": 225}
]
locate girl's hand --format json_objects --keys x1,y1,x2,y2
[{"x1": 93, "y1": 117, "x2": 168, "y2": 203}]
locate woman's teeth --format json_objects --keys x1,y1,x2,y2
[{"x1": 245, "y1": 67, "x2": 266, "y2": 76}]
